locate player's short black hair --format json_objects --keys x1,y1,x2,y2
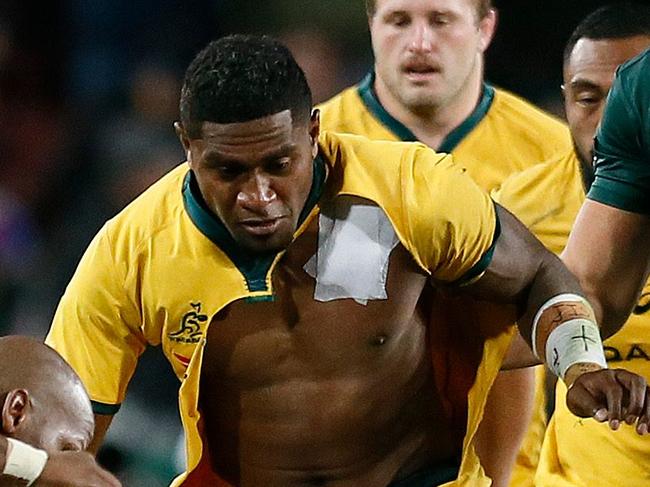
[
  {"x1": 564, "y1": 2, "x2": 650, "y2": 66},
  {"x1": 179, "y1": 34, "x2": 312, "y2": 138},
  {"x1": 365, "y1": 0, "x2": 493, "y2": 20}
]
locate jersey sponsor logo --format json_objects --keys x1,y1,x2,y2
[
  {"x1": 169, "y1": 302, "x2": 208, "y2": 344},
  {"x1": 605, "y1": 344, "x2": 650, "y2": 362}
]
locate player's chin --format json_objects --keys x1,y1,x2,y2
[
  {"x1": 400, "y1": 87, "x2": 442, "y2": 110},
  {"x1": 236, "y1": 230, "x2": 293, "y2": 254}
]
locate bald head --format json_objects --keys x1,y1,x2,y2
[{"x1": 0, "y1": 336, "x2": 94, "y2": 452}]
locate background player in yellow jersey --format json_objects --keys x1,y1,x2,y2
[
  {"x1": 494, "y1": 3, "x2": 650, "y2": 485},
  {"x1": 41, "y1": 34, "x2": 650, "y2": 487},
  {"x1": 317, "y1": 0, "x2": 573, "y2": 484},
  {"x1": 0, "y1": 336, "x2": 120, "y2": 487}
]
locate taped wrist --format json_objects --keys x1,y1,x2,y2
[
  {"x1": 3, "y1": 437, "x2": 48, "y2": 486},
  {"x1": 531, "y1": 293, "x2": 607, "y2": 379}
]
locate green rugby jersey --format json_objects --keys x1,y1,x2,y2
[{"x1": 591, "y1": 48, "x2": 650, "y2": 213}]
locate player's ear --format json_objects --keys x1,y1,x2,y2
[
  {"x1": 309, "y1": 109, "x2": 320, "y2": 158},
  {"x1": 1, "y1": 389, "x2": 29, "y2": 434},
  {"x1": 174, "y1": 122, "x2": 193, "y2": 165},
  {"x1": 478, "y1": 8, "x2": 497, "y2": 53}
]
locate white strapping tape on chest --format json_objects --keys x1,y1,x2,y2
[{"x1": 304, "y1": 196, "x2": 399, "y2": 305}]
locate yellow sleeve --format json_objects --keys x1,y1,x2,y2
[
  {"x1": 45, "y1": 224, "x2": 146, "y2": 413},
  {"x1": 401, "y1": 148, "x2": 498, "y2": 282}
]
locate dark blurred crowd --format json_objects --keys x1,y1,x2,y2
[
  {"x1": 1, "y1": 1, "x2": 220, "y2": 484},
  {"x1": 0, "y1": 0, "x2": 620, "y2": 484}
]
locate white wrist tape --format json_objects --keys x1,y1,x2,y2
[
  {"x1": 545, "y1": 318, "x2": 608, "y2": 379},
  {"x1": 531, "y1": 293, "x2": 607, "y2": 379},
  {"x1": 3, "y1": 438, "x2": 48, "y2": 486}
]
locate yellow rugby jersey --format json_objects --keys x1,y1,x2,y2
[
  {"x1": 47, "y1": 131, "x2": 504, "y2": 486},
  {"x1": 491, "y1": 151, "x2": 585, "y2": 256},
  {"x1": 320, "y1": 72, "x2": 572, "y2": 486},
  {"x1": 493, "y1": 151, "x2": 650, "y2": 487},
  {"x1": 318, "y1": 72, "x2": 572, "y2": 191},
  {"x1": 492, "y1": 151, "x2": 585, "y2": 487}
]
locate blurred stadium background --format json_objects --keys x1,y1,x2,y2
[{"x1": 0, "y1": 0, "x2": 628, "y2": 484}]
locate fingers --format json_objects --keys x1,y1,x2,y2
[
  {"x1": 566, "y1": 369, "x2": 620, "y2": 425},
  {"x1": 566, "y1": 368, "x2": 650, "y2": 434},
  {"x1": 614, "y1": 369, "x2": 646, "y2": 422},
  {"x1": 603, "y1": 374, "x2": 623, "y2": 429},
  {"x1": 566, "y1": 380, "x2": 602, "y2": 418},
  {"x1": 637, "y1": 387, "x2": 650, "y2": 435}
]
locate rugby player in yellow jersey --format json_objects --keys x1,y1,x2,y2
[
  {"x1": 317, "y1": 1, "x2": 573, "y2": 484},
  {"x1": 0, "y1": 336, "x2": 120, "y2": 487},
  {"x1": 493, "y1": 3, "x2": 650, "y2": 486},
  {"x1": 43, "y1": 35, "x2": 650, "y2": 487}
]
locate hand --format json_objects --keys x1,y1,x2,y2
[
  {"x1": 566, "y1": 367, "x2": 650, "y2": 435},
  {"x1": 34, "y1": 451, "x2": 121, "y2": 487}
]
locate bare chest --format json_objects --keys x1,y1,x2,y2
[{"x1": 201, "y1": 225, "x2": 429, "y2": 388}]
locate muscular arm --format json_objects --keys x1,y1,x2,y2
[
  {"x1": 463, "y1": 204, "x2": 586, "y2": 485},
  {"x1": 462, "y1": 204, "x2": 584, "y2": 355},
  {"x1": 562, "y1": 199, "x2": 650, "y2": 338},
  {"x1": 500, "y1": 332, "x2": 539, "y2": 369},
  {"x1": 460, "y1": 203, "x2": 650, "y2": 435}
]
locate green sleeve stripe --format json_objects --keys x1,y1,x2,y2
[
  {"x1": 588, "y1": 177, "x2": 650, "y2": 215},
  {"x1": 454, "y1": 206, "x2": 501, "y2": 286},
  {"x1": 91, "y1": 400, "x2": 121, "y2": 415}
]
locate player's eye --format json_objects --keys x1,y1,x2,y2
[
  {"x1": 573, "y1": 89, "x2": 603, "y2": 108},
  {"x1": 386, "y1": 13, "x2": 410, "y2": 27},
  {"x1": 60, "y1": 441, "x2": 82, "y2": 452},
  {"x1": 268, "y1": 157, "x2": 291, "y2": 174},
  {"x1": 576, "y1": 96, "x2": 600, "y2": 107},
  {"x1": 431, "y1": 14, "x2": 450, "y2": 26},
  {"x1": 217, "y1": 164, "x2": 246, "y2": 179}
]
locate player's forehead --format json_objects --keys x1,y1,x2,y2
[
  {"x1": 565, "y1": 36, "x2": 650, "y2": 87},
  {"x1": 45, "y1": 402, "x2": 94, "y2": 450},
  {"x1": 196, "y1": 110, "x2": 305, "y2": 163},
  {"x1": 374, "y1": 0, "x2": 476, "y2": 16},
  {"x1": 199, "y1": 111, "x2": 294, "y2": 145}
]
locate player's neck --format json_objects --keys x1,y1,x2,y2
[{"x1": 374, "y1": 68, "x2": 484, "y2": 151}]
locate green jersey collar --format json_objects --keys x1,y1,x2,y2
[
  {"x1": 357, "y1": 71, "x2": 495, "y2": 152},
  {"x1": 182, "y1": 155, "x2": 326, "y2": 292}
]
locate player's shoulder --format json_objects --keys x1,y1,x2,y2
[
  {"x1": 618, "y1": 47, "x2": 650, "y2": 78},
  {"x1": 495, "y1": 151, "x2": 580, "y2": 198},
  {"x1": 104, "y1": 163, "x2": 187, "y2": 245},
  {"x1": 317, "y1": 85, "x2": 360, "y2": 116},
  {"x1": 490, "y1": 87, "x2": 569, "y2": 135},
  {"x1": 319, "y1": 131, "x2": 459, "y2": 206},
  {"x1": 319, "y1": 130, "x2": 445, "y2": 171},
  {"x1": 492, "y1": 149, "x2": 584, "y2": 223},
  {"x1": 317, "y1": 84, "x2": 371, "y2": 134}
]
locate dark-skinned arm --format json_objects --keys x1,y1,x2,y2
[{"x1": 462, "y1": 204, "x2": 650, "y2": 432}]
